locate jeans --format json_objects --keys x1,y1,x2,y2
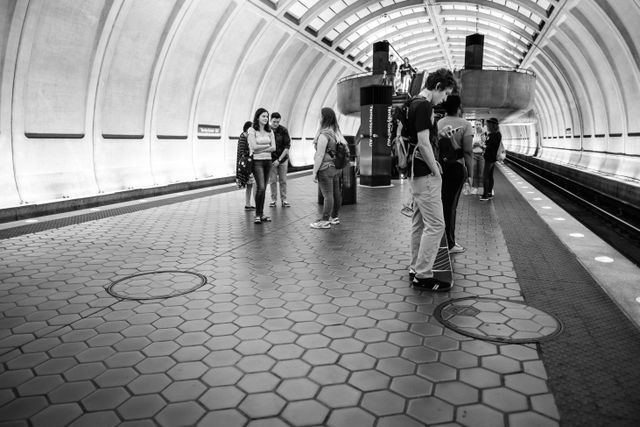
[
  {"x1": 410, "y1": 174, "x2": 444, "y2": 279},
  {"x1": 441, "y1": 162, "x2": 466, "y2": 249},
  {"x1": 269, "y1": 161, "x2": 288, "y2": 202},
  {"x1": 252, "y1": 159, "x2": 272, "y2": 217},
  {"x1": 317, "y1": 166, "x2": 342, "y2": 220},
  {"x1": 482, "y1": 161, "x2": 496, "y2": 197},
  {"x1": 472, "y1": 153, "x2": 484, "y2": 188}
]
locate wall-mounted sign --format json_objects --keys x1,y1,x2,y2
[{"x1": 198, "y1": 124, "x2": 221, "y2": 139}]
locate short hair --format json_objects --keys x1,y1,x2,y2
[
  {"x1": 271, "y1": 112, "x2": 281, "y2": 120},
  {"x1": 252, "y1": 108, "x2": 271, "y2": 132},
  {"x1": 442, "y1": 95, "x2": 461, "y2": 116},
  {"x1": 242, "y1": 121, "x2": 252, "y2": 132},
  {"x1": 424, "y1": 68, "x2": 457, "y2": 92}
]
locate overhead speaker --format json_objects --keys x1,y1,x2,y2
[{"x1": 465, "y1": 33, "x2": 484, "y2": 70}]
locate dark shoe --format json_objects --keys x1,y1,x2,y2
[
  {"x1": 479, "y1": 195, "x2": 492, "y2": 201},
  {"x1": 260, "y1": 215, "x2": 271, "y2": 222},
  {"x1": 254, "y1": 216, "x2": 261, "y2": 224},
  {"x1": 412, "y1": 277, "x2": 452, "y2": 292},
  {"x1": 245, "y1": 205, "x2": 255, "y2": 211},
  {"x1": 269, "y1": 201, "x2": 277, "y2": 207},
  {"x1": 282, "y1": 201, "x2": 291, "y2": 207}
]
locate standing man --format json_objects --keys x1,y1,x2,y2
[
  {"x1": 269, "y1": 112, "x2": 292, "y2": 207},
  {"x1": 406, "y1": 68, "x2": 457, "y2": 291}
]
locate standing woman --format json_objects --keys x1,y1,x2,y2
[
  {"x1": 310, "y1": 107, "x2": 343, "y2": 229},
  {"x1": 480, "y1": 117, "x2": 504, "y2": 201},
  {"x1": 236, "y1": 120, "x2": 256, "y2": 210},
  {"x1": 248, "y1": 108, "x2": 276, "y2": 223}
]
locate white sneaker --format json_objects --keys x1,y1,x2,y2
[
  {"x1": 310, "y1": 221, "x2": 331, "y2": 229},
  {"x1": 329, "y1": 217, "x2": 340, "y2": 224},
  {"x1": 449, "y1": 244, "x2": 466, "y2": 254}
]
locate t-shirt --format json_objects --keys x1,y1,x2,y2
[
  {"x1": 271, "y1": 125, "x2": 291, "y2": 162},
  {"x1": 407, "y1": 97, "x2": 435, "y2": 177},
  {"x1": 437, "y1": 116, "x2": 473, "y2": 161}
]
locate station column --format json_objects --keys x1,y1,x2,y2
[{"x1": 359, "y1": 84, "x2": 393, "y2": 187}]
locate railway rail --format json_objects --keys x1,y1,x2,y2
[{"x1": 505, "y1": 155, "x2": 640, "y2": 267}]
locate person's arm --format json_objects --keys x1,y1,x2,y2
[
  {"x1": 247, "y1": 128, "x2": 256, "y2": 155},
  {"x1": 416, "y1": 129, "x2": 440, "y2": 176},
  {"x1": 462, "y1": 125, "x2": 474, "y2": 184},
  {"x1": 275, "y1": 128, "x2": 291, "y2": 164},
  {"x1": 312, "y1": 133, "x2": 329, "y2": 181}
]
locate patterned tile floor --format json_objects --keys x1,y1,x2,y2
[{"x1": 0, "y1": 172, "x2": 561, "y2": 426}]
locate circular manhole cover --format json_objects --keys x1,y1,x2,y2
[
  {"x1": 106, "y1": 271, "x2": 207, "y2": 301},
  {"x1": 434, "y1": 297, "x2": 562, "y2": 343}
]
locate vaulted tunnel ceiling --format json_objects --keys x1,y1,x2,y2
[{"x1": 265, "y1": 0, "x2": 559, "y2": 73}]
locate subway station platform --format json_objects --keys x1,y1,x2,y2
[{"x1": 1, "y1": 166, "x2": 640, "y2": 427}]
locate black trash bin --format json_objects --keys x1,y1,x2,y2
[{"x1": 317, "y1": 161, "x2": 357, "y2": 206}]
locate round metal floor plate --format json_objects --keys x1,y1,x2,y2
[
  {"x1": 434, "y1": 297, "x2": 562, "y2": 343},
  {"x1": 106, "y1": 270, "x2": 207, "y2": 300}
]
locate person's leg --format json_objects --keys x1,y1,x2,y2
[
  {"x1": 481, "y1": 161, "x2": 493, "y2": 198},
  {"x1": 269, "y1": 163, "x2": 278, "y2": 204},
  {"x1": 330, "y1": 169, "x2": 342, "y2": 219},
  {"x1": 441, "y1": 165, "x2": 455, "y2": 248},
  {"x1": 409, "y1": 180, "x2": 423, "y2": 274},
  {"x1": 411, "y1": 176, "x2": 445, "y2": 279},
  {"x1": 279, "y1": 161, "x2": 288, "y2": 204},
  {"x1": 317, "y1": 168, "x2": 333, "y2": 221},
  {"x1": 245, "y1": 183, "x2": 253, "y2": 207},
  {"x1": 253, "y1": 161, "x2": 266, "y2": 217},
  {"x1": 448, "y1": 164, "x2": 466, "y2": 247},
  {"x1": 488, "y1": 162, "x2": 495, "y2": 196}
]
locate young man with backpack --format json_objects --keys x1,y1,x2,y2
[{"x1": 406, "y1": 68, "x2": 457, "y2": 291}]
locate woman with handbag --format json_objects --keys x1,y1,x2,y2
[{"x1": 480, "y1": 117, "x2": 504, "y2": 201}]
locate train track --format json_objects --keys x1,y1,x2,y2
[{"x1": 505, "y1": 155, "x2": 640, "y2": 267}]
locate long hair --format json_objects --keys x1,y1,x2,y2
[
  {"x1": 242, "y1": 121, "x2": 252, "y2": 133},
  {"x1": 252, "y1": 108, "x2": 271, "y2": 132},
  {"x1": 320, "y1": 107, "x2": 340, "y2": 133}
]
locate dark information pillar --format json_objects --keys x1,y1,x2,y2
[
  {"x1": 359, "y1": 84, "x2": 393, "y2": 187},
  {"x1": 464, "y1": 33, "x2": 484, "y2": 69},
  {"x1": 372, "y1": 41, "x2": 389, "y2": 75}
]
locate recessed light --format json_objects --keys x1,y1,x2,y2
[
  {"x1": 542, "y1": 206, "x2": 551, "y2": 209},
  {"x1": 553, "y1": 217, "x2": 565, "y2": 221},
  {"x1": 89, "y1": 208, "x2": 100, "y2": 212},
  {"x1": 569, "y1": 233, "x2": 584, "y2": 237},
  {"x1": 533, "y1": 197, "x2": 542, "y2": 200},
  {"x1": 636, "y1": 297, "x2": 640, "y2": 304},
  {"x1": 25, "y1": 219, "x2": 39, "y2": 223},
  {"x1": 595, "y1": 256, "x2": 614, "y2": 263}
]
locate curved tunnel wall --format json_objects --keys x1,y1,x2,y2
[
  {"x1": 504, "y1": 0, "x2": 640, "y2": 186},
  {"x1": 0, "y1": 0, "x2": 361, "y2": 209}
]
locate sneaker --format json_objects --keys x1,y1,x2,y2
[
  {"x1": 411, "y1": 277, "x2": 452, "y2": 292},
  {"x1": 244, "y1": 205, "x2": 255, "y2": 211},
  {"x1": 310, "y1": 221, "x2": 331, "y2": 229},
  {"x1": 400, "y1": 206, "x2": 413, "y2": 217},
  {"x1": 254, "y1": 216, "x2": 261, "y2": 224},
  {"x1": 269, "y1": 201, "x2": 277, "y2": 207},
  {"x1": 449, "y1": 244, "x2": 466, "y2": 254},
  {"x1": 260, "y1": 215, "x2": 271, "y2": 222},
  {"x1": 282, "y1": 201, "x2": 291, "y2": 207},
  {"x1": 329, "y1": 217, "x2": 340, "y2": 224},
  {"x1": 409, "y1": 269, "x2": 416, "y2": 282},
  {"x1": 479, "y1": 195, "x2": 492, "y2": 201}
]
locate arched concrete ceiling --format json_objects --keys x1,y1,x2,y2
[{"x1": 274, "y1": 0, "x2": 554, "y2": 71}]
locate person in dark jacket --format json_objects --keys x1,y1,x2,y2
[
  {"x1": 480, "y1": 117, "x2": 505, "y2": 201},
  {"x1": 268, "y1": 112, "x2": 292, "y2": 207}
]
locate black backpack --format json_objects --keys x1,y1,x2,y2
[{"x1": 330, "y1": 140, "x2": 350, "y2": 169}]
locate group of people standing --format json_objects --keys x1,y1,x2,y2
[
  {"x1": 385, "y1": 54, "x2": 417, "y2": 94},
  {"x1": 400, "y1": 68, "x2": 504, "y2": 292},
  {"x1": 236, "y1": 107, "x2": 346, "y2": 229},
  {"x1": 236, "y1": 110, "x2": 291, "y2": 224}
]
